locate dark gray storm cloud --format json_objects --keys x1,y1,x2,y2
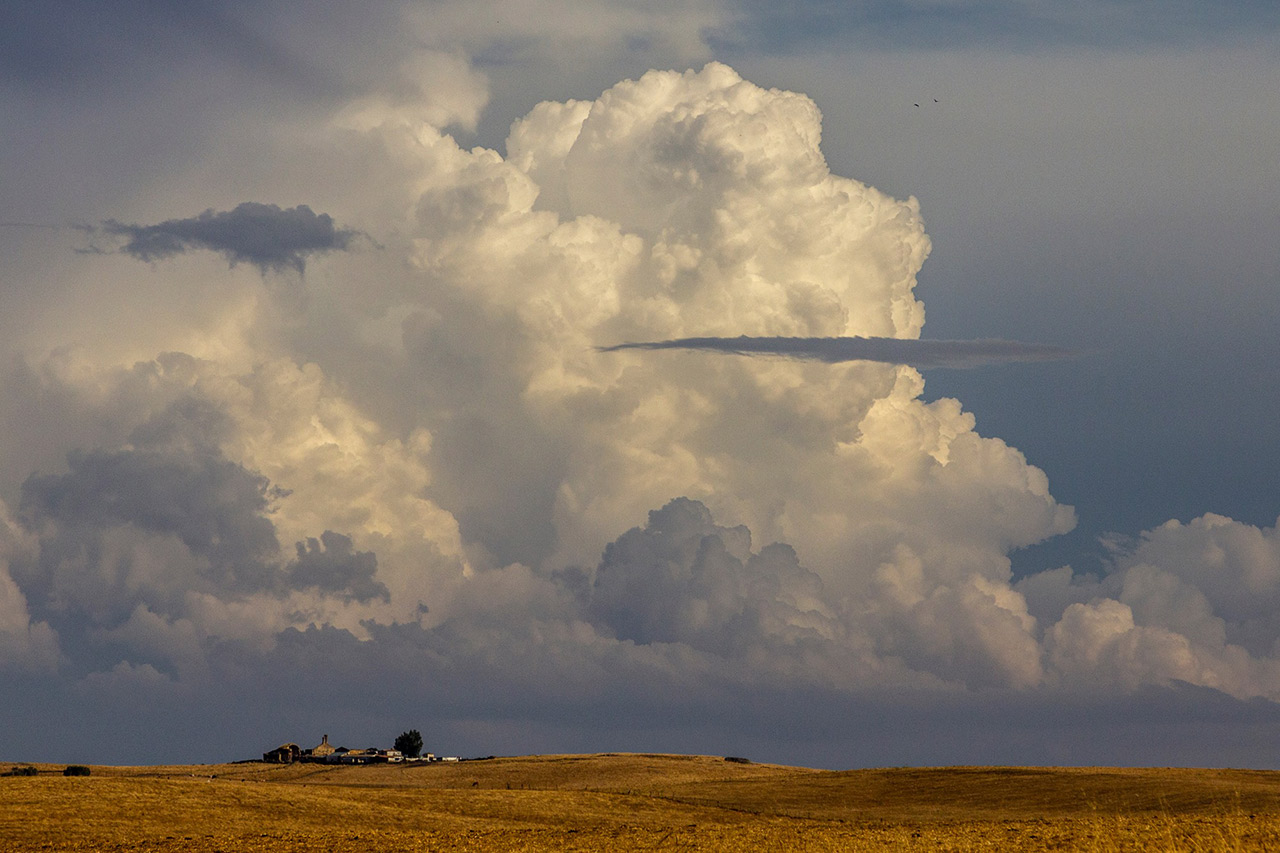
[
  {"x1": 600, "y1": 335, "x2": 1076, "y2": 369},
  {"x1": 95, "y1": 202, "x2": 360, "y2": 274},
  {"x1": 590, "y1": 498, "x2": 837, "y2": 657},
  {"x1": 17, "y1": 445, "x2": 285, "y2": 599},
  {"x1": 288, "y1": 531, "x2": 388, "y2": 603},
  {"x1": 6, "y1": 390, "x2": 393, "y2": 680}
]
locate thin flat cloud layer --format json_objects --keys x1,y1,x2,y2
[
  {"x1": 600, "y1": 335, "x2": 1077, "y2": 368},
  {"x1": 96, "y1": 202, "x2": 360, "y2": 274},
  {"x1": 2, "y1": 61, "x2": 1279, "y2": 766}
]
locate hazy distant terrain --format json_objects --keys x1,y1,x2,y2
[{"x1": 4, "y1": 754, "x2": 1280, "y2": 851}]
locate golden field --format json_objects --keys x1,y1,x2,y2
[{"x1": 3, "y1": 754, "x2": 1280, "y2": 851}]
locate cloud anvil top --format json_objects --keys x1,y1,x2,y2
[{"x1": 600, "y1": 335, "x2": 1077, "y2": 369}]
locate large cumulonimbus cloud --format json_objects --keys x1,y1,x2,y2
[
  {"x1": 3, "y1": 61, "x2": 1280, "y2": 765},
  {"x1": 93, "y1": 202, "x2": 361, "y2": 274},
  {"x1": 600, "y1": 335, "x2": 1077, "y2": 369}
]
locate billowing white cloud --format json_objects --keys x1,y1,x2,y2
[
  {"x1": 3, "y1": 59, "x2": 1280, "y2": 765},
  {"x1": 1038, "y1": 514, "x2": 1280, "y2": 699}
]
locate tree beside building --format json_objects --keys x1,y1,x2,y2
[{"x1": 394, "y1": 729, "x2": 424, "y2": 759}]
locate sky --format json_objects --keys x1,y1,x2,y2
[{"x1": 2, "y1": 1, "x2": 1280, "y2": 769}]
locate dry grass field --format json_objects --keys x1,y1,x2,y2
[{"x1": 4, "y1": 754, "x2": 1280, "y2": 851}]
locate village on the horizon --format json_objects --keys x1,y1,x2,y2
[{"x1": 262, "y1": 733, "x2": 460, "y2": 766}]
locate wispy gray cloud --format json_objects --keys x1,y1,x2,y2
[
  {"x1": 599, "y1": 335, "x2": 1077, "y2": 369},
  {"x1": 93, "y1": 202, "x2": 360, "y2": 274}
]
